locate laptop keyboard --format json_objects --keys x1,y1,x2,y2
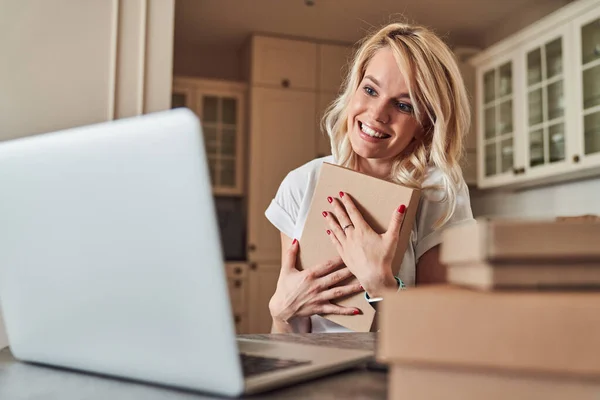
[{"x1": 240, "y1": 353, "x2": 312, "y2": 377}]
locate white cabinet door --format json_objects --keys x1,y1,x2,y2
[
  {"x1": 518, "y1": 26, "x2": 574, "y2": 183},
  {"x1": 251, "y1": 36, "x2": 317, "y2": 91},
  {"x1": 247, "y1": 87, "x2": 317, "y2": 262},
  {"x1": 574, "y1": 8, "x2": 600, "y2": 171},
  {"x1": 316, "y1": 91, "x2": 337, "y2": 157},
  {"x1": 247, "y1": 262, "x2": 280, "y2": 334},
  {"x1": 318, "y1": 44, "x2": 352, "y2": 92},
  {"x1": 172, "y1": 78, "x2": 247, "y2": 196},
  {"x1": 476, "y1": 54, "x2": 526, "y2": 188}
]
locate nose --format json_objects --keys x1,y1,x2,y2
[{"x1": 369, "y1": 98, "x2": 390, "y2": 124}]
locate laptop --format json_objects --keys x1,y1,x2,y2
[{"x1": 0, "y1": 109, "x2": 373, "y2": 397}]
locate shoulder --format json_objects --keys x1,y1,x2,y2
[
  {"x1": 266, "y1": 155, "x2": 335, "y2": 237},
  {"x1": 280, "y1": 155, "x2": 335, "y2": 192}
]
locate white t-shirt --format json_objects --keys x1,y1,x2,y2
[{"x1": 265, "y1": 155, "x2": 474, "y2": 332}]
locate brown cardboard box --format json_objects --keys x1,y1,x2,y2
[
  {"x1": 388, "y1": 363, "x2": 600, "y2": 400},
  {"x1": 297, "y1": 162, "x2": 420, "y2": 332},
  {"x1": 440, "y1": 217, "x2": 600, "y2": 264},
  {"x1": 447, "y1": 261, "x2": 600, "y2": 290},
  {"x1": 378, "y1": 286, "x2": 600, "y2": 377}
]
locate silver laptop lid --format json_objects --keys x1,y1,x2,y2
[{"x1": 0, "y1": 109, "x2": 245, "y2": 396}]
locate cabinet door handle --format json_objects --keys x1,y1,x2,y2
[
  {"x1": 250, "y1": 263, "x2": 257, "y2": 271},
  {"x1": 234, "y1": 315, "x2": 241, "y2": 323},
  {"x1": 573, "y1": 154, "x2": 580, "y2": 163},
  {"x1": 234, "y1": 280, "x2": 242, "y2": 288},
  {"x1": 248, "y1": 244, "x2": 256, "y2": 252},
  {"x1": 518, "y1": 167, "x2": 526, "y2": 174},
  {"x1": 512, "y1": 167, "x2": 519, "y2": 175},
  {"x1": 281, "y1": 78, "x2": 290, "y2": 88},
  {"x1": 234, "y1": 267, "x2": 242, "y2": 275}
]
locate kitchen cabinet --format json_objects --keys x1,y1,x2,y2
[
  {"x1": 247, "y1": 262, "x2": 280, "y2": 334},
  {"x1": 251, "y1": 36, "x2": 317, "y2": 91},
  {"x1": 247, "y1": 87, "x2": 317, "y2": 262},
  {"x1": 244, "y1": 37, "x2": 351, "y2": 333},
  {"x1": 172, "y1": 77, "x2": 247, "y2": 196},
  {"x1": 315, "y1": 44, "x2": 353, "y2": 157},
  {"x1": 318, "y1": 43, "x2": 352, "y2": 92},
  {"x1": 471, "y1": 0, "x2": 600, "y2": 189},
  {"x1": 226, "y1": 262, "x2": 249, "y2": 334}
]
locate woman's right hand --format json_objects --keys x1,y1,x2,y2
[{"x1": 268, "y1": 238, "x2": 364, "y2": 325}]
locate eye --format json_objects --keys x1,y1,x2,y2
[
  {"x1": 363, "y1": 86, "x2": 377, "y2": 96},
  {"x1": 395, "y1": 101, "x2": 414, "y2": 114}
]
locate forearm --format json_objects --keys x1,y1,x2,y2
[{"x1": 271, "y1": 316, "x2": 311, "y2": 333}]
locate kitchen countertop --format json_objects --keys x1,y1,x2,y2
[{"x1": 0, "y1": 333, "x2": 386, "y2": 399}]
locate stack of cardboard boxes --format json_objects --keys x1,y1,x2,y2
[{"x1": 378, "y1": 216, "x2": 600, "y2": 399}]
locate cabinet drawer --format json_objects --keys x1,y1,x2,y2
[{"x1": 251, "y1": 36, "x2": 317, "y2": 90}]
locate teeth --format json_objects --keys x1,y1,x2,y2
[{"x1": 360, "y1": 123, "x2": 386, "y2": 138}]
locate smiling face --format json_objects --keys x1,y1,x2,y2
[{"x1": 346, "y1": 46, "x2": 422, "y2": 162}]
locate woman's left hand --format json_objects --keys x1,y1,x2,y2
[{"x1": 322, "y1": 192, "x2": 406, "y2": 298}]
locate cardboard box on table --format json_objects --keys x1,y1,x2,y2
[
  {"x1": 296, "y1": 162, "x2": 420, "y2": 332},
  {"x1": 440, "y1": 218, "x2": 600, "y2": 290},
  {"x1": 378, "y1": 286, "x2": 600, "y2": 399}
]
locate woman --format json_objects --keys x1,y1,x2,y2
[{"x1": 265, "y1": 22, "x2": 474, "y2": 333}]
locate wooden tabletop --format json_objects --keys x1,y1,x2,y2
[{"x1": 0, "y1": 333, "x2": 386, "y2": 399}]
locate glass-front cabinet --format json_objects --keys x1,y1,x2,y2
[
  {"x1": 577, "y1": 10, "x2": 600, "y2": 164},
  {"x1": 520, "y1": 26, "x2": 572, "y2": 182},
  {"x1": 473, "y1": 0, "x2": 600, "y2": 189},
  {"x1": 171, "y1": 78, "x2": 247, "y2": 196},
  {"x1": 478, "y1": 57, "x2": 520, "y2": 186}
]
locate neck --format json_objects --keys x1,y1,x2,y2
[{"x1": 355, "y1": 156, "x2": 392, "y2": 180}]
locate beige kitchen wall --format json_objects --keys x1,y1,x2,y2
[{"x1": 0, "y1": 0, "x2": 175, "y2": 349}]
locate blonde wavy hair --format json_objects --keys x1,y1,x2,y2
[{"x1": 323, "y1": 22, "x2": 470, "y2": 228}]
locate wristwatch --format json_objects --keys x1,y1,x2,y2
[{"x1": 364, "y1": 276, "x2": 406, "y2": 306}]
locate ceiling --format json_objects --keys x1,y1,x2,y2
[{"x1": 174, "y1": 0, "x2": 573, "y2": 51}]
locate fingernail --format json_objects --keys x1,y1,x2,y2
[
  {"x1": 327, "y1": 196, "x2": 333, "y2": 203},
  {"x1": 322, "y1": 211, "x2": 328, "y2": 217},
  {"x1": 292, "y1": 238, "x2": 297, "y2": 245},
  {"x1": 353, "y1": 309, "x2": 360, "y2": 315},
  {"x1": 359, "y1": 285, "x2": 364, "y2": 290},
  {"x1": 398, "y1": 204, "x2": 406, "y2": 214},
  {"x1": 339, "y1": 191, "x2": 344, "y2": 198},
  {"x1": 326, "y1": 229, "x2": 331, "y2": 235}
]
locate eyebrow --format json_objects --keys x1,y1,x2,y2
[{"x1": 364, "y1": 75, "x2": 411, "y2": 101}]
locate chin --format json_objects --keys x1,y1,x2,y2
[{"x1": 349, "y1": 127, "x2": 388, "y2": 159}]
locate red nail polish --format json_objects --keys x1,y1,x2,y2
[
  {"x1": 353, "y1": 309, "x2": 360, "y2": 315},
  {"x1": 339, "y1": 191, "x2": 344, "y2": 198},
  {"x1": 292, "y1": 238, "x2": 297, "y2": 245},
  {"x1": 327, "y1": 196, "x2": 333, "y2": 203},
  {"x1": 322, "y1": 211, "x2": 328, "y2": 217},
  {"x1": 359, "y1": 285, "x2": 363, "y2": 290},
  {"x1": 326, "y1": 229, "x2": 331, "y2": 235},
  {"x1": 398, "y1": 204, "x2": 406, "y2": 214}
]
